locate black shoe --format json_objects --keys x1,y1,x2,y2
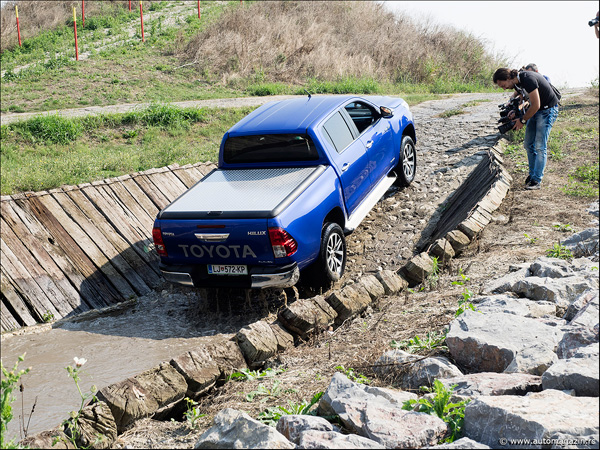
[
  {"x1": 525, "y1": 175, "x2": 531, "y2": 185},
  {"x1": 525, "y1": 180, "x2": 541, "y2": 190}
]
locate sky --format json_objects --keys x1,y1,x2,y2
[{"x1": 382, "y1": 1, "x2": 600, "y2": 88}]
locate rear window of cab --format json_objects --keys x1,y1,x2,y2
[{"x1": 223, "y1": 134, "x2": 319, "y2": 163}]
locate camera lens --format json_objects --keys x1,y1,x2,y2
[{"x1": 589, "y1": 17, "x2": 599, "y2": 26}]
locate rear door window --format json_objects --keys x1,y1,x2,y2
[
  {"x1": 344, "y1": 101, "x2": 378, "y2": 134},
  {"x1": 223, "y1": 134, "x2": 319, "y2": 163},
  {"x1": 322, "y1": 112, "x2": 355, "y2": 153}
]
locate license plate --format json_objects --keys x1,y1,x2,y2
[{"x1": 207, "y1": 264, "x2": 248, "y2": 275}]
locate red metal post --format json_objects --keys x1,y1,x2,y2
[
  {"x1": 129, "y1": 0, "x2": 132, "y2": 11},
  {"x1": 198, "y1": 0, "x2": 201, "y2": 19},
  {"x1": 139, "y1": 1, "x2": 144, "y2": 42},
  {"x1": 73, "y1": 7, "x2": 79, "y2": 60},
  {"x1": 15, "y1": 6, "x2": 22, "y2": 47},
  {"x1": 82, "y1": 0, "x2": 85, "y2": 28}
]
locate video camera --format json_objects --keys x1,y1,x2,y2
[
  {"x1": 589, "y1": 17, "x2": 599, "y2": 27},
  {"x1": 497, "y1": 97, "x2": 528, "y2": 134}
]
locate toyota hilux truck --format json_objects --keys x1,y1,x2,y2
[{"x1": 152, "y1": 95, "x2": 416, "y2": 289}]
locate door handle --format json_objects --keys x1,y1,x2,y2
[
  {"x1": 341, "y1": 163, "x2": 350, "y2": 172},
  {"x1": 365, "y1": 140, "x2": 373, "y2": 149}
]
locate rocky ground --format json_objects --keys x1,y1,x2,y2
[{"x1": 105, "y1": 89, "x2": 598, "y2": 448}]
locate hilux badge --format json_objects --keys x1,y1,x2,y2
[{"x1": 248, "y1": 231, "x2": 266, "y2": 236}]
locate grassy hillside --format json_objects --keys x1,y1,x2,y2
[{"x1": 1, "y1": 0, "x2": 505, "y2": 114}]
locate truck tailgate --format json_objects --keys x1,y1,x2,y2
[{"x1": 159, "y1": 218, "x2": 272, "y2": 266}]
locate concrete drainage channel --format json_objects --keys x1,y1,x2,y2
[{"x1": 20, "y1": 145, "x2": 512, "y2": 448}]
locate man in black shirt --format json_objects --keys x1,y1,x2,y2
[{"x1": 493, "y1": 68, "x2": 560, "y2": 190}]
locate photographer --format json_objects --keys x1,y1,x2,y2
[{"x1": 493, "y1": 68, "x2": 559, "y2": 190}]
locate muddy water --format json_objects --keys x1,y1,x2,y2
[{"x1": 1, "y1": 286, "x2": 269, "y2": 440}]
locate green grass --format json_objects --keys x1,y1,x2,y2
[{"x1": 0, "y1": 104, "x2": 255, "y2": 194}]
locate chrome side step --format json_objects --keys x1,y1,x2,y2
[{"x1": 344, "y1": 174, "x2": 396, "y2": 233}]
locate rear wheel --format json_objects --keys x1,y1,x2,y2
[
  {"x1": 302, "y1": 222, "x2": 346, "y2": 288},
  {"x1": 394, "y1": 135, "x2": 417, "y2": 187}
]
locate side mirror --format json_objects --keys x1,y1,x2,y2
[{"x1": 380, "y1": 106, "x2": 393, "y2": 118}]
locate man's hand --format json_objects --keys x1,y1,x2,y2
[{"x1": 513, "y1": 119, "x2": 524, "y2": 130}]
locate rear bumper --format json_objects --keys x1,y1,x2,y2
[{"x1": 159, "y1": 262, "x2": 300, "y2": 289}]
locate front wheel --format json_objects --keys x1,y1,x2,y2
[
  {"x1": 394, "y1": 135, "x2": 417, "y2": 187},
  {"x1": 302, "y1": 222, "x2": 346, "y2": 288}
]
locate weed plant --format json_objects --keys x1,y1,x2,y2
[
  {"x1": 1, "y1": 355, "x2": 31, "y2": 449},
  {"x1": 257, "y1": 392, "x2": 323, "y2": 427},
  {"x1": 402, "y1": 380, "x2": 470, "y2": 443},
  {"x1": 546, "y1": 243, "x2": 573, "y2": 260},
  {"x1": 390, "y1": 331, "x2": 448, "y2": 353}
]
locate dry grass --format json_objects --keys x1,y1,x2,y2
[
  {"x1": 0, "y1": 1, "x2": 154, "y2": 51},
  {"x1": 181, "y1": 1, "x2": 503, "y2": 86}
]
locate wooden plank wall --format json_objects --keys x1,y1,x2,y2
[{"x1": 0, "y1": 162, "x2": 216, "y2": 332}]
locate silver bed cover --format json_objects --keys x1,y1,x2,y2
[{"x1": 159, "y1": 166, "x2": 325, "y2": 219}]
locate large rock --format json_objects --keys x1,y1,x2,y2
[
  {"x1": 437, "y1": 372, "x2": 543, "y2": 397},
  {"x1": 276, "y1": 415, "x2": 334, "y2": 445},
  {"x1": 425, "y1": 437, "x2": 491, "y2": 449},
  {"x1": 463, "y1": 390, "x2": 599, "y2": 449},
  {"x1": 331, "y1": 396, "x2": 447, "y2": 448},
  {"x1": 170, "y1": 349, "x2": 221, "y2": 398},
  {"x1": 444, "y1": 230, "x2": 471, "y2": 254},
  {"x1": 511, "y1": 275, "x2": 597, "y2": 312},
  {"x1": 235, "y1": 320, "x2": 280, "y2": 368},
  {"x1": 326, "y1": 283, "x2": 372, "y2": 324},
  {"x1": 541, "y1": 355, "x2": 599, "y2": 396},
  {"x1": 564, "y1": 289, "x2": 599, "y2": 323},
  {"x1": 200, "y1": 339, "x2": 248, "y2": 380},
  {"x1": 482, "y1": 267, "x2": 529, "y2": 295},
  {"x1": 400, "y1": 252, "x2": 434, "y2": 285},
  {"x1": 277, "y1": 296, "x2": 337, "y2": 339},
  {"x1": 569, "y1": 290, "x2": 599, "y2": 329},
  {"x1": 318, "y1": 373, "x2": 416, "y2": 417},
  {"x1": 474, "y1": 294, "x2": 556, "y2": 318},
  {"x1": 562, "y1": 227, "x2": 599, "y2": 258},
  {"x1": 75, "y1": 401, "x2": 117, "y2": 449},
  {"x1": 359, "y1": 275, "x2": 386, "y2": 300},
  {"x1": 318, "y1": 373, "x2": 444, "y2": 448},
  {"x1": 195, "y1": 409, "x2": 294, "y2": 449},
  {"x1": 446, "y1": 310, "x2": 563, "y2": 373},
  {"x1": 96, "y1": 362, "x2": 187, "y2": 432},
  {"x1": 556, "y1": 325, "x2": 600, "y2": 359},
  {"x1": 375, "y1": 270, "x2": 408, "y2": 295},
  {"x1": 298, "y1": 430, "x2": 384, "y2": 449},
  {"x1": 373, "y1": 350, "x2": 462, "y2": 390}
]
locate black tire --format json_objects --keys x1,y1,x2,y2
[
  {"x1": 394, "y1": 135, "x2": 417, "y2": 187},
  {"x1": 302, "y1": 222, "x2": 346, "y2": 288}
]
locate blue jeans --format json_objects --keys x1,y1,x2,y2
[{"x1": 524, "y1": 106, "x2": 558, "y2": 183}]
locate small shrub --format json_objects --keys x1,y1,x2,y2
[
  {"x1": 335, "y1": 365, "x2": 370, "y2": 384},
  {"x1": 546, "y1": 243, "x2": 573, "y2": 260},
  {"x1": 391, "y1": 331, "x2": 448, "y2": 353},
  {"x1": 1, "y1": 355, "x2": 31, "y2": 449},
  {"x1": 402, "y1": 380, "x2": 470, "y2": 443},
  {"x1": 257, "y1": 392, "x2": 323, "y2": 427}
]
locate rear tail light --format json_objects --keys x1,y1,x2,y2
[
  {"x1": 152, "y1": 227, "x2": 168, "y2": 257},
  {"x1": 268, "y1": 227, "x2": 297, "y2": 258}
]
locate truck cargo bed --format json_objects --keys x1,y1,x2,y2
[{"x1": 158, "y1": 166, "x2": 326, "y2": 220}]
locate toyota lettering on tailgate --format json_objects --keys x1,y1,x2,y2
[{"x1": 178, "y1": 244, "x2": 257, "y2": 259}]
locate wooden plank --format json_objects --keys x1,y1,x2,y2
[
  {"x1": 118, "y1": 176, "x2": 160, "y2": 221},
  {"x1": 1, "y1": 201, "x2": 88, "y2": 313},
  {"x1": 1, "y1": 221, "x2": 75, "y2": 317},
  {"x1": 1, "y1": 300, "x2": 22, "y2": 332},
  {"x1": 145, "y1": 169, "x2": 189, "y2": 203},
  {"x1": 35, "y1": 192, "x2": 137, "y2": 302},
  {"x1": 1, "y1": 270, "x2": 38, "y2": 327},
  {"x1": 104, "y1": 180, "x2": 155, "y2": 232},
  {"x1": 98, "y1": 183, "x2": 153, "y2": 240},
  {"x1": 79, "y1": 185, "x2": 160, "y2": 274},
  {"x1": 131, "y1": 173, "x2": 171, "y2": 210},
  {"x1": 26, "y1": 194, "x2": 121, "y2": 308},
  {"x1": 170, "y1": 166, "x2": 199, "y2": 189},
  {"x1": 65, "y1": 189, "x2": 161, "y2": 289},
  {"x1": 0, "y1": 239, "x2": 60, "y2": 319},
  {"x1": 52, "y1": 190, "x2": 151, "y2": 297},
  {"x1": 8, "y1": 196, "x2": 104, "y2": 310}
]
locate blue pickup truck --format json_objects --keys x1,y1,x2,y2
[{"x1": 152, "y1": 95, "x2": 416, "y2": 289}]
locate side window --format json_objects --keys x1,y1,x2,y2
[
  {"x1": 322, "y1": 112, "x2": 354, "y2": 153},
  {"x1": 344, "y1": 102, "x2": 377, "y2": 134}
]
